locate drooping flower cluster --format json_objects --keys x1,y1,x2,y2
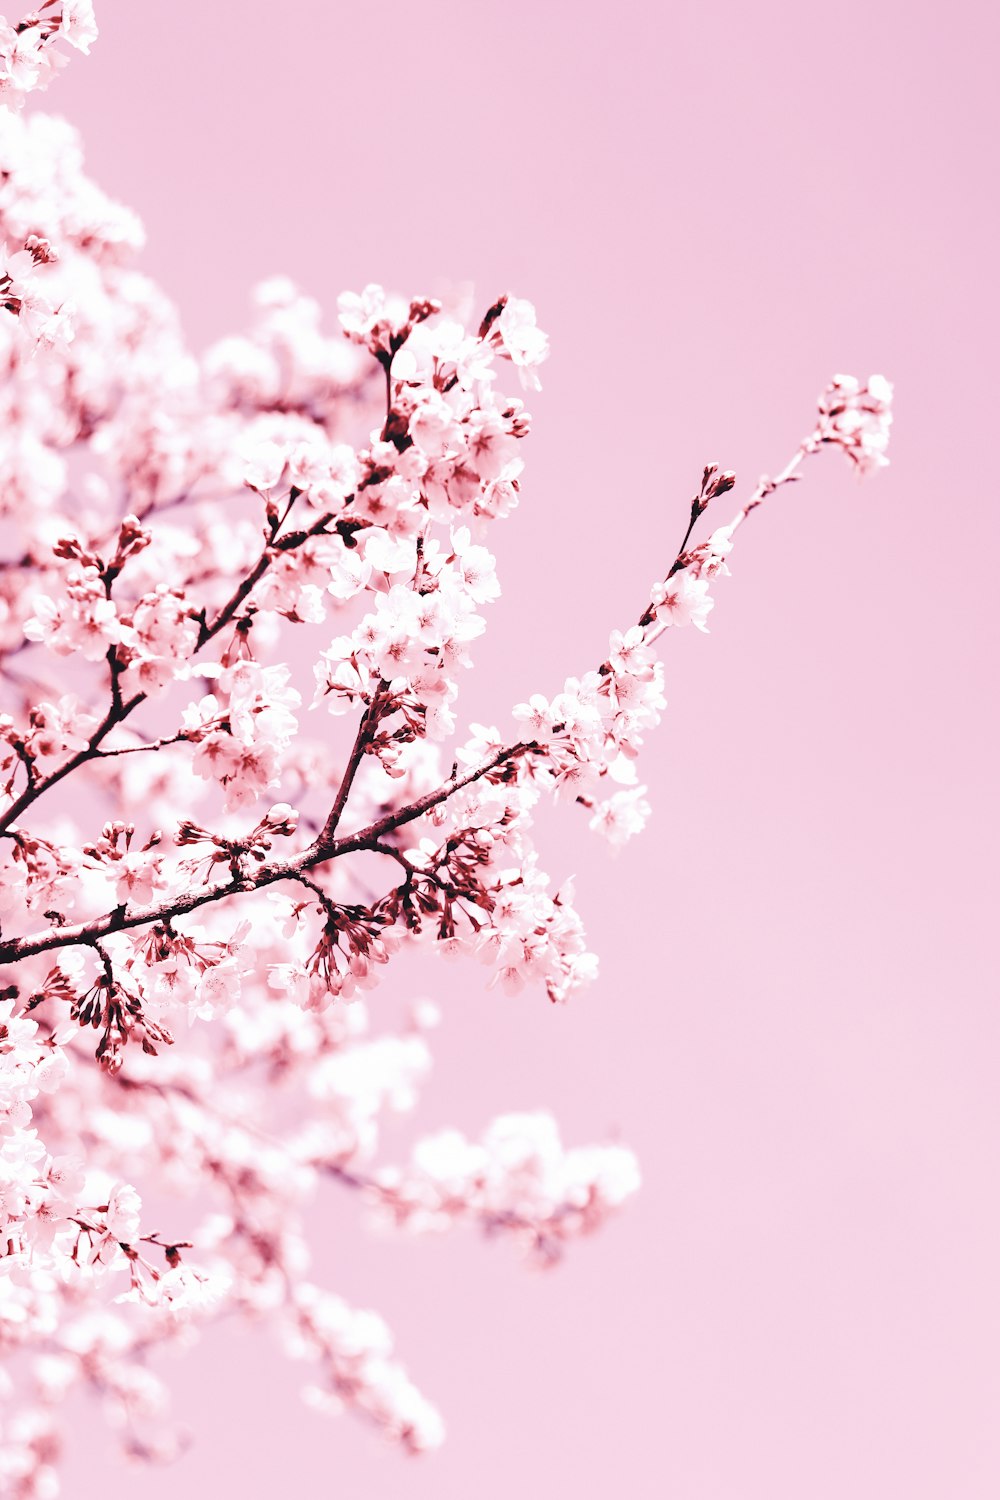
[{"x1": 0, "y1": 9, "x2": 892, "y2": 1495}]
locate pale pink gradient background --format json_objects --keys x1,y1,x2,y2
[{"x1": 47, "y1": 1, "x2": 999, "y2": 1495}]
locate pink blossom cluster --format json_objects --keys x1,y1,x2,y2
[
  {"x1": 0, "y1": 9, "x2": 892, "y2": 1494},
  {"x1": 365, "y1": 1111, "x2": 641, "y2": 1263},
  {"x1": 0, "y1": 1, "x2": 95, "y2": 109},
  {"x1": 816, "y1": 373, "x2": 894, "y2": 474}
]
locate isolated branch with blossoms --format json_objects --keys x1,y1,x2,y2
[{"x1": 0, "y1": 7, "x2": 894, "y2": 1496}]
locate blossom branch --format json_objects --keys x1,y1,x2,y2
[
  {"x1": 194, "y1": 502, "x2": 336, "y2": 648},
  {"x1": 0, "y1": 508, "x2": 341, "y2": 833},
  {"x1": 0, "y1": 22, "x2": 893, "y2": 1475},
  {"x1": 0, "y1": 740, "x2": 537, "y2": 965}
]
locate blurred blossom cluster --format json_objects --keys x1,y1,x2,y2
[{"x1": 0, "y1": 6, "x2": 891, "y2": 1493}]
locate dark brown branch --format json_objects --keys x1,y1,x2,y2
[
  {"x1": 0, "y1": 740, "x2": 537, "y2": 966},
  {"x1": 318, "y1": 684, "x2": 386, "y2": 847},
  {"x1": 328, "y1": 740, "x2": 536, "y2": 856}
]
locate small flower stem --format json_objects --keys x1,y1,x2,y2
[{"x1": 729, "y1": 440, "x2": 814, "y2": 535}]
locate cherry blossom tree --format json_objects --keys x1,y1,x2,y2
[{"x1": 0, "y1": 7, "x2": 893, "y2": 1495}]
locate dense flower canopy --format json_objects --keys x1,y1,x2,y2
[{"x1": 0, "y1": 7, "x2": 892, "y2": 1495}]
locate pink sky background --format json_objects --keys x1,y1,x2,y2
[{"x1": 44, "y1": 1, "x2": 999, "y2": 1495}]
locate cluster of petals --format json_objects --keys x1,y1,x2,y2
[
  {"x1": 816, "y1": 373, "x2": 894, "y2": 474},
  {"x1": 287, "y1": 1283, "x2": 446, "y2": 1453},
  {"x1": 0, "y1": 2, "x2": 96, "y2": 110},
  {"x1": 372, "y1": 1111, "x2": 641, "y2": 1262},
  {"x1": 184, "y1": 661, "x2": 301, "y2": 810},
  {"x1": 314, "y1": 527, "x2": 499, "y2": 749},
  {"x1": 513, "y1": 620, "x2": 666, "y2": 843}
]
